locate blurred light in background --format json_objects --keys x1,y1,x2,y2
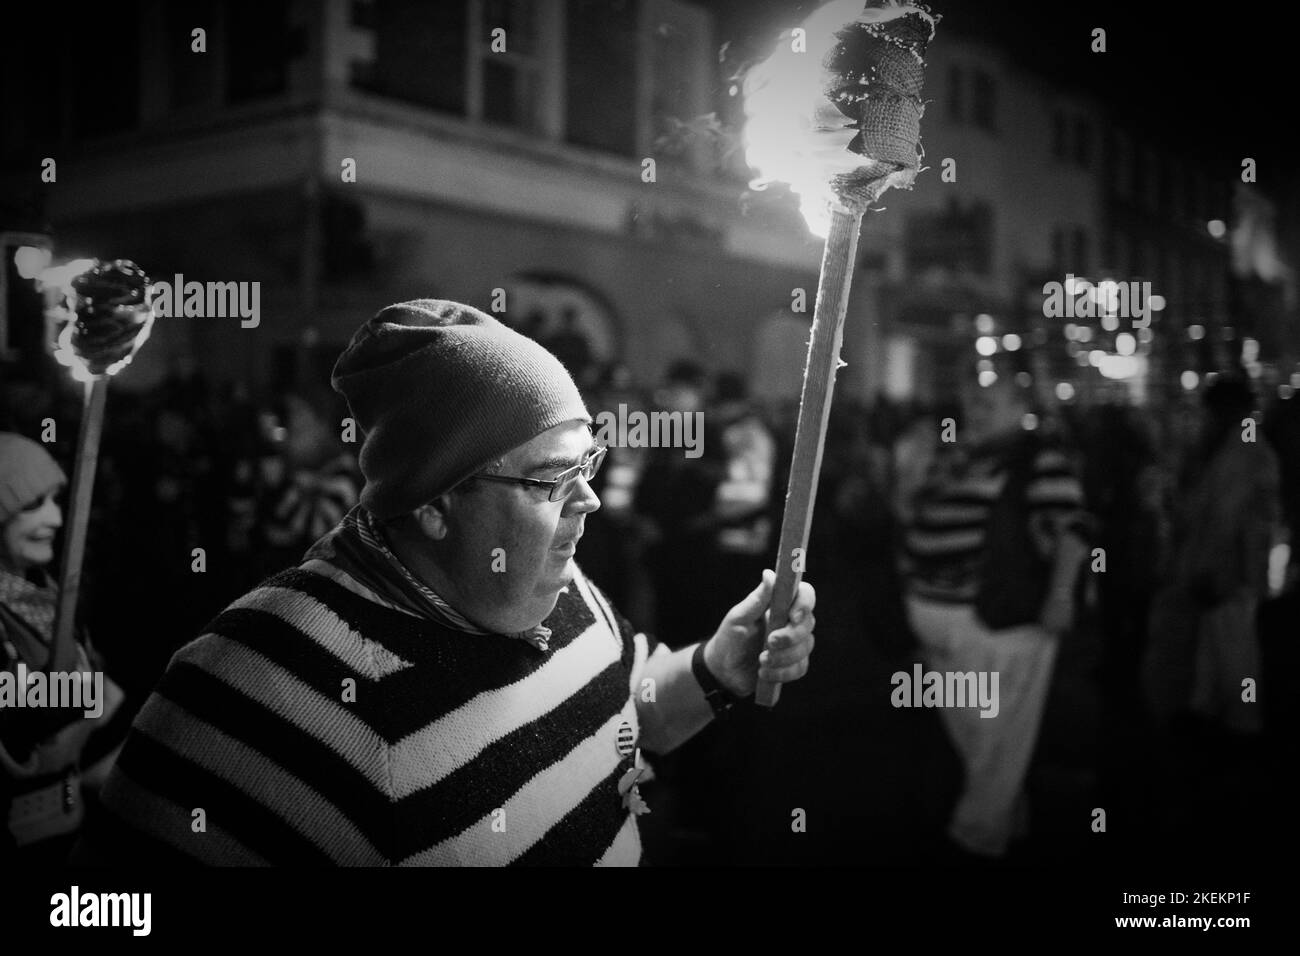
[
  {"x1": 975, "y1": 335, "x2": 998, "y2": 356},
  {"x1": 1002, "y1": 333, "x2": 1021, "y2": 352},
  {"x1": 1015, "y1": 371, "x2": 1032, "y2": 387},
  {"x1": 1088, "y1": 349, "x2": 1104, "y2": 367},
  {"x1": 975, "y1": 313, "x2": 995, "y2": 335},
  {"x1": 1115, "y1": 332, "x2": 1136, "y2": 356},
  {"x1": 13, "y1": 246, "x2": 51, "y2": 280},
  {"x1": 1207, "y1": 219, "x2": 1227, "y2": 239},
  {"x1": 1181, "y1": 370, "x2": 1199, "y2": 390},
  {"x1": 1188, "y1": 324, "x2": 1205, "y2": 340},
  {"x1": 978, "y1": 370, "x2": 998, "y2": 387},
  {"x1": 1055, "y1": 382, "x2": 1075, "y2": 401},
  {"x1": 1242, "y1": 337, "x2": 1260, "y2": 362},
  {"x1": 1098, "y1": 354, "x2": 1142, "y2": 380},
  {"x1": 1021, "y1": 413, "x2": 1038, "y2": 430},
  {"x1": 883, "y1": 336, "x2": 917, "y2": 401},
  {"x1": 1077, "y1": 325, "x2": 1093, "y2": 342},
  {"x1": 1268, "y1": 543, "x2": 1291, "y2": 595},
  {"x1": 1101, "y1": 312, "x2": 1119, "y2": 332}
]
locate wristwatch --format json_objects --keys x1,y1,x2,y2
[{"x1": 691, "y1": 640, "x2": 745, "y2": 718}]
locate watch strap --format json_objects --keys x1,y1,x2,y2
[{"x1": 692, "y1": 640, "x2": 742, "y2": 718}]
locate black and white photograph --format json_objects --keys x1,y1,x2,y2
[{"x1": 0, "y1": 0, "x2": 1293, "y2": 937}]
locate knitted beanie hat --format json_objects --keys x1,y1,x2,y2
[
  {"x1": 0, "y1": 433, "x2": 67, "y2": 525},
  {"x1": 332, "y1": 299, "x2": 591, "y2": 520}
]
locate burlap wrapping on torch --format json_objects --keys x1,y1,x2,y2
[
  {"x1": 823, "y1": 6, "x2": 935, "y2": 172},
  {"x1": 70, "y1": 260, "x2": 152, "y2": 375}
]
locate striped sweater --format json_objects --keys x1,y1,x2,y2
[
  {"x1": 86, "y1": 519, "x2": 665, "y2": 866},
  {"x1": 901, "y1": 435, "x2": 1086, "y2": 603}
]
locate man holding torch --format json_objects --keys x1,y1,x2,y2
[
  {"x1": 80, "y1": 299, "x2": 816, "y2": 866},
  {"x1": 78, "y1": 0, "x2": 936, "y2": 864}
]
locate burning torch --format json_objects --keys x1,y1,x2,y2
[
  {"x1": 742, "y1": 0, "x2": 938, "y2": 707},
  {"x1": 41, "y1": 259, "x2": 154, "y2": 671}
]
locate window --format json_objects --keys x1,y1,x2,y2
[
  {"x1": 644, "y1": 0, "x2": 712, "y2": 166},
  {"x1": 226, "y1": 0, "x2": 292, "y2": 103},
  {"x1": 369, "y1": 1, "x2": 468, "y2": 113},
  {"x1": 972, "y1": 70, "x2": 996, "y2": 131},
  {"x1": 948, "y1": 65, "x2": 963, "y2": 121},
  {"x1": 168, "y1": 0, "x2": 217, "y2": 110},
  {"x1": 362, "y1": 1, "x2": 709, "y2": 164},
  {"x1": 366, "y1": 0, "x2": 561, "y2": 133},
  {"x1": 472, "y1": 0, "x2": 547, "y2": 131},
  {"x1": 566, "y1": 0, "x2": 638, "y2": 154},
  {"x1": 904, "y1": 200, "x2": 993, "y2": 275}
]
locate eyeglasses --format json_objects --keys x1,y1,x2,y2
[{"x1": 471, "y1": 445, "x2": 607, "y2": 502}]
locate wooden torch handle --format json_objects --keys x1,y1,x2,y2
[
  {"x1": 51, "y1": 376, "x2": 108, "y2": 672},
  {"x1": 755, "y1": 205, "x2": 864, "y2": 707}
]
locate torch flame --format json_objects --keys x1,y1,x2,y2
[
  {"x1": 742, "y1": 0, "x2": 933, "y2": 237},
  {"x1": 39, "y1": 259, "x2": 154, "y2": 382}
]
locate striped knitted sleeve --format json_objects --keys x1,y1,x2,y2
[
  {"x1": 84, "y1": 580, "x2": 396, "y2": 866},
  {"x1": 581, "y1": 575, "x2": 666, "y2": 698},
  {"x1": 1026, "y1": 446, "x2": 1087, "y2": 537}
]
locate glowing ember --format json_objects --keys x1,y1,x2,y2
[{"x1": 742, "y1": 0, "x2": 938, "y2": 237}]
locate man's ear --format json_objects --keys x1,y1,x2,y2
[{"x1": 413, "y1": 495, "x2": 453, "y2": 541}]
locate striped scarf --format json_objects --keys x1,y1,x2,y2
[
  {"x1": 91, "y1": 525, "x2": 664, "y2": 866},
  {"x1": 0, "y1": 565, "x2": 57, "y2": 647},
  {"x1": 302, "y1": 507, "x2": 553, "y2": 650}
]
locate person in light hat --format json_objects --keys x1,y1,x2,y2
[
  {"x1": 0, "y1": 433, "x2": 127, "y2": 863},
  {"x1": 85, "y1": 300, "x2": 816, "y2": 866}
]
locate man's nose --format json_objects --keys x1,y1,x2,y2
[{"x1": 564, "y1": 476, "x2": 601, "y2": 515}]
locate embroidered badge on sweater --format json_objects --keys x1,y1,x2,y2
[{"x1": 618, "y1": 747, "x2": 650, "y2": 816}]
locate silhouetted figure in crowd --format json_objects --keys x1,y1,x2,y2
[
  {"x1": 1144, "y1": 377, "x2": 1280, "y2": 736},
  {"x1": 899, "y1": 374, "x2": 1089, "y2": 857}
]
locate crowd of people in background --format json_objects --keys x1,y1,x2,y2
[{"x1": 3, "y1": 334, "x2": 1297, "y2": 863}]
